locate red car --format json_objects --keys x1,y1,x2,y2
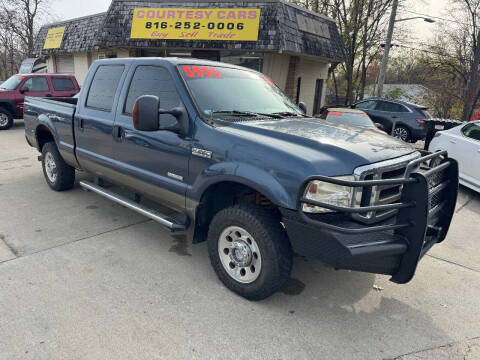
[{"x1": 0, "y1": 73, "x2": 80, "y2": 130}]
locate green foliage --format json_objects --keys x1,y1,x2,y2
[{"x1": 384, "y1": 87, "x2": 405, "y2": 100}]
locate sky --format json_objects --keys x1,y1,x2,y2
[{"x1": 49, "y1": 0, "x2": 453, "y2": 49}]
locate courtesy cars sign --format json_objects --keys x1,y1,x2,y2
[
  {"x1": 43, "y1": 26, "x2": 66, "y2": 49},
  {"x1": 130, "y1": 8, "x2": 261, "y2": 41}
]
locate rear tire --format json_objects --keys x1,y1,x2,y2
[
  {"x1": 207, "y1": 205, "x2": 292, "y2": 301},
  {"x1": 41, "y1": 142, "x2": 75, "y2": 191},
  {"x1": 0, "y1": 107, "x2": 13, "y2": 130},
  {"x1": 392, "y1": 125, "x2": 411, "y2": 142}
]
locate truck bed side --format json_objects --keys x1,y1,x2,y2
[{"x1": 24, "y1": 96, "x2": 79, "y2": 168}]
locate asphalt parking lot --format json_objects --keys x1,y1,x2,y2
[{"x1": 1, "y1": 121, "x2": 480, "y2": 360}]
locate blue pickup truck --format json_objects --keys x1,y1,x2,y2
[{"x1": 24, "y1": 58, "x2": 459, "y2": 300}]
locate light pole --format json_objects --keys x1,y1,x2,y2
[{"x1": 376, "y1": 1, "x2": 435, "y2": 97}]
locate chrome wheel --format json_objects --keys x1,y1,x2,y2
[
  {"x1": 0, "y1": 112, "x2": 9, "y2": 127},
  {"x1": 218, "y1": 226, "x2": 262, "y2": 284},
  {"x1": 393, "y1": 127, "x2": 409, "y2": 142},
  {"x1": 44, "y1": 152, "x2": 58, "y2": 183}
]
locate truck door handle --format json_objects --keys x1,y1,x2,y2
[
  {"x1": 113, "y1": 125, "x2": 123, "y2": 139},
  {"x1": 449, "y1": 140, "x2": 456, "y2": 144},
  {"x1": 46, "y1": 94, "x2": 52, "y2": 97},
  {"x1": 78, "y1": 117, "x2": 84, "y2": 129}
]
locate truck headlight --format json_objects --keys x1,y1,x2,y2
[{"x1": 302, "y1": 176, "x2": 355, "y2": 213}]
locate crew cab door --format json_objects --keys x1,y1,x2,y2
[
  {"x1": 111, "y1": 64, "x2": 191, "y2": 211},
  {"x1": 74, "y1": 64, "x2": 128, "y2": 175}
]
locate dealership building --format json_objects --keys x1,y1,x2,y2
[{"x1": 33, "y1": 0, "x2": 345, "y2": 115}]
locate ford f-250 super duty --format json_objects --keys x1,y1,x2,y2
[{"x1": 24, "y1": 58, "x2": 459, "y2": 300}]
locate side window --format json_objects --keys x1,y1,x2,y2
[
  {"x1": 355, "y1": 100, "x2": 376, "y2": 110},
  {"x1": 389, "y1": 103, "x2": 409, "y2": 112},
  {"x1": 462, "y1": 123, "x2": 480, "y2": 141},
  {"x1": 52, "y1": 78, "x2": 76, "y2": 91},
  {"x1": 22, "y1": 77, "x2": 49, "y2": 92},
  {"x1": 86, "y1": 65, "x2": 125, "y2": 111},
  {"x1": 376, "y1": 101, "x2": 408, "y2": 112},
  {"x1": 124, "y1": 65, "x2": 180, "y2": 127}
]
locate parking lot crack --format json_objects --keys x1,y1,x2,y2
[
  {"x1": 0, "y1": 219, "x2": 151, "y2": 265},
  {"x1": 426, "y1": 254, "x2": 480, "y2": 273},
  {"x1": 387, "y1": 336, "x2": 480, "y2": 360}
]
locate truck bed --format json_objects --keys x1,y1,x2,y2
[{"x1": 24, "y1": 96, "x2": 78, "y2": 167}]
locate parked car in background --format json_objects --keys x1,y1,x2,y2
[
  {"x1": 0, "y1": 73, "x2": 79, "y2": 130},
  {"x1": 351, "y1": 97, "x2": 431, "y2": 143},
  {"x1": 429, "y1": 121, "x2": 480, "y2": 193},
  {"x1": 316, "y1": 107, "x2": 387, "y2": 133}
]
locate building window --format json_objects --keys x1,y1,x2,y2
[{"x1": 220, "y1": 51, "x2": 263, "y2": 72}]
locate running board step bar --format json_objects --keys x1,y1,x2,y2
[{"x1": 79, "y1": 180, "x2": 187, "y2": 232}]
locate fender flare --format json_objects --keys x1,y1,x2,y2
[
  {"x1": 191, "y1": 162, "x2": 296, "y2": 210},
  {"x1": 34, "y1": 115, "x2": 59, "y2": 151}
]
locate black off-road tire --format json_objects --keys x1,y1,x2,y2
[
  {"x1": 41, "y1": 142, "x2": 75, "y2": 191},
  {"x1": 0, "y1": 107, "x2": 14, "y2": 130},
  {"x1": 207, "y1": 205, "x2": 293, "y2": 301}
]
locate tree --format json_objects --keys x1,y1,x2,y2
[
  {"x1": 0, "y1": 0, "x2": 50, "y2": 58},
  {"x1": 289, "y1": 0, "x2": 393, "y2": 104}
]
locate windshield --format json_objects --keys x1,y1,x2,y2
[
  {"x1": 0, "y1": 75, "x2": 23, "y2": 90},
  {"x1": 326, "y1": 111, "x2": 375, "y2": 127},
  {"x1": 179, "y1": 65, "x2": 303, "y2": 119}
]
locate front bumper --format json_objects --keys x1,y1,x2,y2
[{"x1": 281, "y1": 151, "x2": 459, "y2": 284}]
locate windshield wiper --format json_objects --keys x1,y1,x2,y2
[
  {"x1": 271, "y1": 111, "x2": 305, "y2": 117},
  {"x1": 212, "y1": 110, "x2": 283, "y2": 119}
]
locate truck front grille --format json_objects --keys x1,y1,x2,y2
[{"x1": 352, "y1": 152, "x2": 421, "y2": 225}]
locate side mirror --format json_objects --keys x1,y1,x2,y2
[
  {"x1": 19, "y1": 88, "x2": 28, "y2": 94},
  {"x1": 298, "y1": 102, "x2": 307, "y2": 114},
  {"x1": 133, "y1": 95, "x2": 189, "y2": 134},
  {"x1": 133, "y1": 95, "x2": 160, "y2": 131}
]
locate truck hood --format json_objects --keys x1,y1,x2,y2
[
  {"x1": 0, "y1": 89, "x2": 15, "y2": 96},
  {"x1": 220, "y1": 117, "x2": 415, "y2": 166}
]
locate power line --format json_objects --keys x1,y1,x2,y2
[
  {"x1": 397, "y1": 7, "x2": 464, "y2": 25},
  {"x1": 388, "y1": 43, "x2": 469, "y2": 61}
]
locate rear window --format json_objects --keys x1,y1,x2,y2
[
  {"x1": 52, "y1": 77, "x2": 76, "y2": 91},
  {"x1": 86, "y1": 65, "x2": 124, "y2": 111},
  {"x1": 418, "y1": 109, "x2": 432, "y2": 119},
  {"x1": 326, "y1": 111, "x2": 375, "y2": 127}
]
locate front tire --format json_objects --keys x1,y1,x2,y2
[
  {"x1": 207, "y1": 205, "x2": 292, "y2": 301},
  {"x1": 0, "y1": 107, "x2": 13, "y2": 130},
  {"x1": 41, "y1": 142, "x2": 75, "y2": 191}
]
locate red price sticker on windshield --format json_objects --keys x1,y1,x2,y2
[{"x1": 183, "y1": 66, "x2": 222, "y2": 79}]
